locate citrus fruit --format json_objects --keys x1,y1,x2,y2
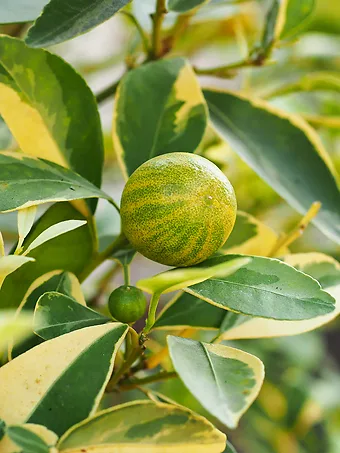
[
  {"x1": 108, "y1": 285, "x2": 147, "y2": 324},
  {"x1": 120, "y1": 152, "x2": 237, "y2": 267}
]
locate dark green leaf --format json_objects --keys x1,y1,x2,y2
[
  {"x1": 26, "y1": 0, "x2": 131, "y2": 48},
  {"x1": 0, "y1": 419, "x2": 5, "y2": 441},
  {"x1": 168, "y1": 336, "x2": 264, "y2": 428},
  {"x1": 0, "y1": 152, "x2": 110, "y2": 213},
  {"x1": 186, "y1": 255, "x2": 335, "y2": 321},
  {"x1": 0, "y1": 117, "x2": 11, "y2": 150},
  {"x1": 113, "y1": 57, "x2": 207, "y2": 177},
  {"x1": 0, "y1": 203, "x2": 94, "y2": 309},
  {"x1": 204, "y1": 89, "x2": 340, "y2": 245},
  {"x1": 7, "y1": 426, "x2": 49, "y2": 453},
  {"x1": 34, "y1": 292, "x2": 110, "y2": 340},
  {"x1": 155, "y1": 292, "x2": 226, "y2": 330}
]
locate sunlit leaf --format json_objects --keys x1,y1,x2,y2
[
  {"x1": 57, "y1": 400, "x2": 226, "y2": 452},
  {"x1": 26, "y1": 0, "x2": 131, "y2": 48}
]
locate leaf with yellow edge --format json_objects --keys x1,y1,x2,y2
[
  {"x1": 22, "y1": 220, "x2": 87, "y2": 256},
  {"x1": 1, "y1": 423, "x2": 58, "y2": 453},
  {"x1": 0, "y1": 151, "x2": 111, "y2": 213},
  {"x1": 0, "y1": 323, "x2": 128, "y2": 440},
  {"x1": 204, "y1": 88, "x2": 340, "y2": 245},
  {"x1": 8, "y1": 270, "x2": 87, "y2": 360},
  {"x1": 0, "y1": 311, "x2": 32, "y2": 352},
  {"x1": 57, "y1": 400, "x2": 226, "y2": 453},
  {"x1": 222, "y1": 211, "x2": 287, "y2": 257},
  {"x1": 0, "y1": 202, "x2": 94, "y2": 310},
  {"x1": 113, "y1": 57, "x2": 207, "y2": 178},
  {"x1": 0, "y1": 35, "x2": 104, "y2": 211},
  {"x1": 137, "y1": 257, "x2": 251, "y2": 295},
  {"x1": 16, "y1": 206, "x2": 37, "y2": 254},
  {"x1": 0, "y1": 255, "x2": 34, "y2": 289},
  {"x1": 222, "y1": 253, "x2": 340, "y2": 340},
  {"x1": 168, "y1": 336, "x2": 265, "y2": 429}
]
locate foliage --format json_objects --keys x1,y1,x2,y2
[{"x1": 0, "y1": 0, "x2": 339, "y2": 452}]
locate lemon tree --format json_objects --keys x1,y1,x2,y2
[{"x1": 0, "y1": 1, "x2": 339, "y2": 453}]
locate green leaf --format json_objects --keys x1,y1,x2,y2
[
  {"x1": 0, "y1": 36, "x2": 104, "y2": 211},
  {"x1": 57, "y1": 400, "x2": 226, "y2": 452},
  {"x1": 0, "y1": 116, "x2": 11, "y2": 149},
  {"x1": 0, "y1": 323, "x2": 128, "y2": 439},
  {"x1": 0, "y1": 255, "x2": 34, "y2": 288},
  {"x1": 34, "y1": 292, "x2": 110, "y2": 340},
  {"x1": 22, "y1": 220, "x2": 87, "y2": 256},
  {"x1": 113, "y1": 57, "x2": 207, "y2": 177},
  {"x1": 281, "y1": 0, "x2": 315, "y2": 39},
  {"x1": 167, "y1": 336, "x2": 264, "y2": 429},
  {"x1": 204, "y1": 89, "x2": 340, "y2": 245},
  {"x1": 223, "y1": 253, "x2": 340, "y2": 340},
  {"x1": 259, "y1": 0, "x2": 286, "y2": 57},
  {"x1": 0, "y1": 0, "x2": 48, "y2": 24},
  {"x1": 26, "y1": 0, "x2": 131, "y2": 48},
  {"x1": 0, "y1": 152, "x2": 110, "y2": 213},
  {"x1": 186, "y1": 254, "x2": 335, "y2": 321},
  {"x1": 137, "y1": 257, "x2": 250, "y2": 295},
  {"x1": 7, "y1": 425, "x2": 49, "y2": 453},
  {"x1": 0, "y1": 311, "x2": 32, "y2": 352},
  {"x1": 222, "y1": 211, "x2": 282, "y2": 256},
  {"x1": 168, "y1": 0, "x2": 210, "y2": 13},
  {"x1": 9, "y1": 271, "x2": 86, "y2": 359},
  {"x1": 1, "y1": 423, "x2": 58, "y2": 453},
  {"x1": 155, "y1": 291, "x2": 227, "y2": 330},
  {"x1": 0, "y1": 203, "x2": 94, "y2": 309}
]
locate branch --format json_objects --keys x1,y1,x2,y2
[{"x1": 150, "y1": 0, "x2": 167, "y2": 59}]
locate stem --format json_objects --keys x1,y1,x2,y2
[
  {"x1": 87, "y1": 262, "x2": 120, "y2": 307},
  {"x1": 96, "y1": 80, "x2": 121, "y2": 104},
  {"x1": 269, "y1": 201, "x2": 322, "y2": 257},
  {"x1": 106, "y1": 345, "x2": 142, "y2": 392},
  {"x1": 119, "y1": 371, "x2": 177, "y2": 390},
  {"x1": 79, "y1": 232, "x2": 129, "y2": 283},
  {"x1": 143, "y1": 292, "x2": 161, "y2": 335},
  {"x1": 194, "y1": 58, "x2": 252, "y2": 77},
  {"x1": 120, "y1": 11, "x2": 151, "y2": 55},
  {"x1": 151, "y1": 0, "x2": 167, "y2": 59},
  {"x1": 123, "y1": 263, "x2": 130, "y2": 286}
]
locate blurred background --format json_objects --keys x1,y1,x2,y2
[{"x1": 1, "y1": 0, "x2": 340, "y2": 451}]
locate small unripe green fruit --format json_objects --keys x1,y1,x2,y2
[{"x1": 108, "y1": 285, "x2": 147, "y2": 324}]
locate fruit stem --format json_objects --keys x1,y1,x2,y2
[
  {"x1": 123, "y1": 263, "x2": 130, "y2": 286},
  {"x1": 143, "y1": 292, "x2": 161, "y2": 334}
]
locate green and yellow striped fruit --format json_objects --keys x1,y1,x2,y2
[{"x1": 120, "y1": 152, "x2": 237, "y2": 267}]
